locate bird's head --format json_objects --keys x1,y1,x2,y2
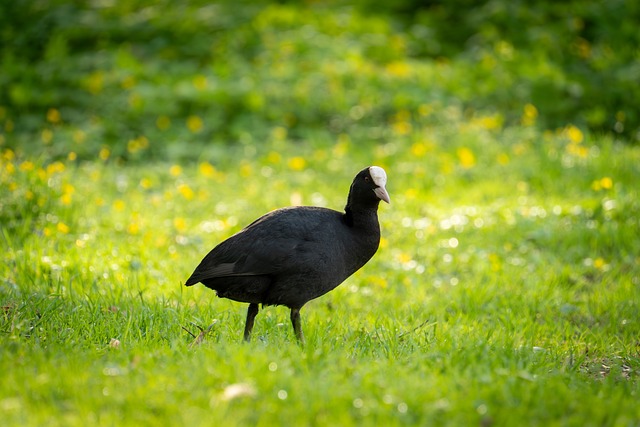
[
  {"x1": 347, "y1": 166, "x2": 390, "y2": 208},
  {"x1": 368, "y1": 166, "x2": 390, "y2": 204}
]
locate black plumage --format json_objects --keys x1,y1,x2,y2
[{"x1": 185, "y1": 166, "x2": 390, "y2": 343}]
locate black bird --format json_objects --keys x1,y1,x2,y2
[{"x1": 185, "y1": 166, "x2": 390, "y2": 343}]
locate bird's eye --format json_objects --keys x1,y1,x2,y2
[{"x1": 364, "y1": 176, "x2": 370, "y2": 182}]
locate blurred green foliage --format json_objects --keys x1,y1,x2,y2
[
  {"x1": 378, "y1": 0, "x2": 640, "y2": 136},
  {"x1": 1, "y1": 0, "x2": 638, "y2": 161}
]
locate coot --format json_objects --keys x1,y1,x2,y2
[{"x1": 185, "y1": 166, "x2": 389, "y2": 343}]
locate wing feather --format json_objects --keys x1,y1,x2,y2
[{"x1": 185, "y1": 207, "x2": 338, "y2": 286}]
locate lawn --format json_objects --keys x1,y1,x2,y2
[
  {"x1": 1, "y1": 1, "x2": 640, "y2": 426},
  {"x1": 3, "y1": 120, "x2": 639, "y2": 425}
]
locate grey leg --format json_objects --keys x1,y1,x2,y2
[
  {"x1": 290, "y1": 308, "x2": 305, "y2": 345},
  {"x1": 243, "y1": 303, "x2": 259, "y2": 342}
]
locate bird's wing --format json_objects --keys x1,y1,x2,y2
[
  {"x1": 185, "y1": 234, "x2": 302, "y2": 285},
  {"x1": 186, "y1": 208, "x2": 332, "y2": 286}
]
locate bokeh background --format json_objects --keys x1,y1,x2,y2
[
  {"x1": 2, "y1": 2, "x2": 639, "y2": 425},
  {"x1": 2, "y1": 0, "x2": 639, "y2": 162}
]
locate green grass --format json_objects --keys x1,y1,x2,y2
[
  {"x1": 1, "y1": 2, "x2": 640, "y2": 424},
  {"x1": 2, "y1": 120, "x2": 639, "y2": 425}
]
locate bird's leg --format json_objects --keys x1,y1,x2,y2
[
  {"x1": 243, "y1": 303, "x2": 259, "y2": 342},
  {"x1": 290, "y1": 308, "x2": 305, "y2": 345}
]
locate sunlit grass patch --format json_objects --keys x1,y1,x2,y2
[{"x1": 2, "y1": 120, "x2": 640, "y2": 426}]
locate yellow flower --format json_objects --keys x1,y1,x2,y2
[
  {"x1": 473, "y1": 114, "x2": 502, "y2": 130},
  {"x1": 198, "y1": 162, "x2": 216, "y2": 178},
  {"x1": 187, "y1": 115, "x2": 203, "y2": 133},
  {"x1": 600, "y1": 176, "x2": 613, "y2": 190},
  {"x1": 391, "y1": 110, "x2": 412, "y2": 135},
  {"x1": 177, "y1": 183, "x2": 194, "y2": 200},
  {"x1": 193, "y1": 75, "x2": 208, "y2": 90},
  {"x1": 99, "y1": 147, "x2": 110, "y2": 161},
  {"x1": 113, "y1": 199, "x2": 125, "y2": 212},
  {"x1": 396, "y1": 252, "x2": 412, "y2": 264},
  {"x1": 61, "y1": 183, "x2": 75, "y2": 202},
  {"x1": 565, "y1": 125, "x2": 584, "y2": 144},
  {"x1": 457, "y1": 147, "x2": 476, "y2": 169},
  {"x1": 266, "y1": 151, "x2": 282, "y2": 164},
  {"x1": 404, "y1": 188, "x2": 418, "y2": 199},
  {"x1": 57, "y1": 222, "x2": 70, "y2": 234},
  {"x1": 386, "y1": 61, "x2": 411, "y2": 78},
  {"x1": 489, "y1": 253, "x2": 502, "y2": 272},
  {"x1": 567, "y1": 142, "x2": 588, "y2": 158},
  {"x1": 497, "y1": 153, "x2": 510, "y2": 165},
  {"x1": 410, "y1": 142, "x2": 428, "y2": 157},
  {"x1": 392, "y1": 121, "x2": 412, "y2": 135},
  {"x1": 240, "y1": 163, "x2": 252, "y2": 178},
  {"x1": 169, "y1": 165, "x2": 182, "y2": 176},
  {"x1": 370, "y1": 276, "x2": 388, "y2": 289},
  {"x1": 19, "y1": 161, "x2": 35, "y2": 171},
  {"x1": 46, "y1": 108, "x2": 61, "y2": 124},
  {"x1": 173, "y1": 217, "x2": 187, "y2": 233},
  {"x1": 521, "y1": 103, "x2": 538, "y2": 126},
  {"x1": 592, "y1": 176, "x2": 613, "y2": 191},
  {"x1": 46, "y1": 161, "x2": 65, "y2": 175},
  {"x1": 2, "y1": 162, "x2": 15, "y2": 176},
  {"x1": 154, "y1": 234, "x2": 167, "y2": 248},
  {"x1": 288, "y1": 157, "x2": 306, "y2": 171},
  {"x1": 127, "y1": 136, "x2": 149, "y2": 154},
  {"x1": 140, "y1": 178, "x2": 153, "y2": 189},
  {"x1": 127, "y1": 221, "x2": 140, "y2": 235},
  {"x1": 418, "y1": 104, "x2": 433, "y2": 117}
]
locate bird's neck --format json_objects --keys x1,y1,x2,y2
[{"x1": 343, "y1": 204, "x2": 380, "y2": 229}]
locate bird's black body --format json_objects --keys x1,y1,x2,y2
[{"x1": 185, "y1": 166, "x2": 389, "y2": 343}]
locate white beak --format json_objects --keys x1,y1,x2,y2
[{"x1": 374, "y1": 186, "x2": 390, "y2": 204}]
